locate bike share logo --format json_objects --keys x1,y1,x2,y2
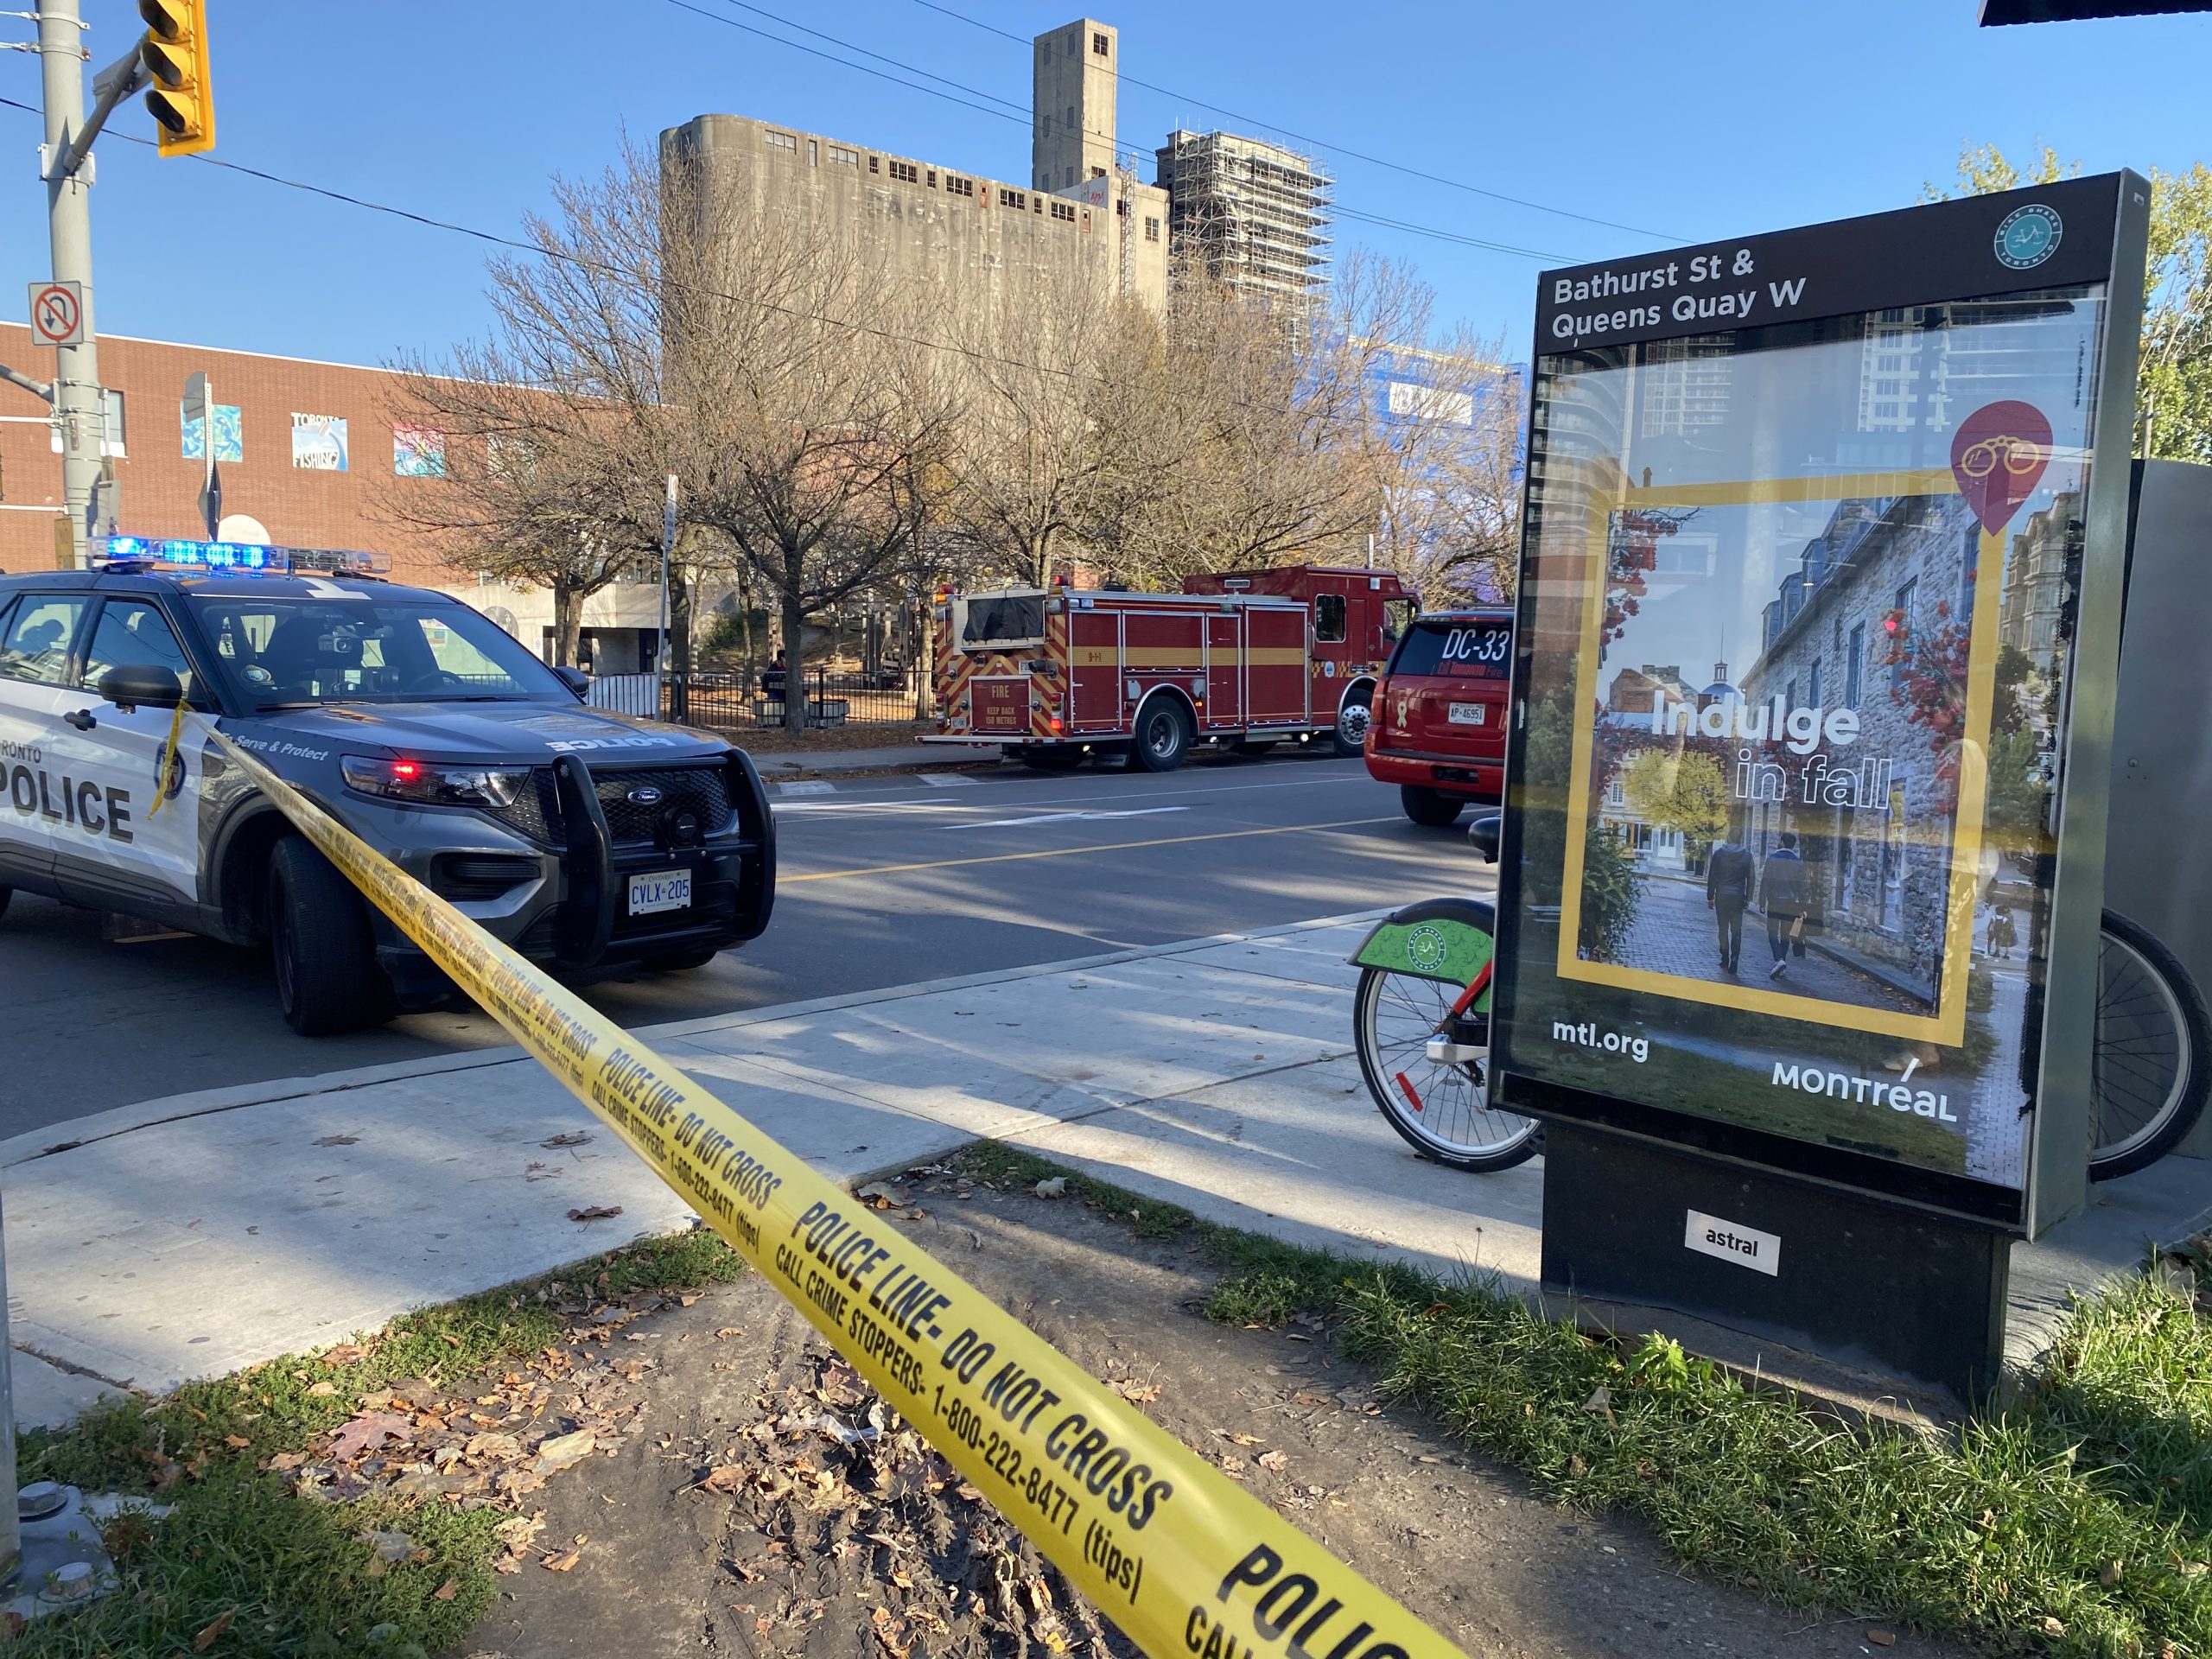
[
  {"x1": 1993, "y1": 203, "x2": 2062, "y2": 270},
  {"x1": 1404, "y1": 924, "x2": 1450, "y2": 975}
]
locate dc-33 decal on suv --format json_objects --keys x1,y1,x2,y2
[{"x1": 0, "y1": 547, "x2": 775, "y2": 1034}]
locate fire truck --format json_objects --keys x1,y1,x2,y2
[{"x1": 925, "y1": 566, "x2": 1417, "y2": 772}]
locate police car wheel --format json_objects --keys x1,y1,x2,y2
[
  {"x1": 0, "y1": 887, "x2": 10, "y2": 925},
  {"x1": 267, "y1": 838, "x2": 393, "y2": 1036}
]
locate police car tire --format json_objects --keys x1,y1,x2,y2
[
  {"x1": 267, "y1": 837, "x2": 393, "y2": 1036},
  {"x1": 0, "y1": 887, "x2": 10, "y2": 925}
]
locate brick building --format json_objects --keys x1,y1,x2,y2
[{"x1": 0, "y1": 322, "x2": 677, "y2": 669}]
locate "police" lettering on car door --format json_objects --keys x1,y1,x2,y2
[{"x1": 3, "y1": 760, "x2": 132, "y2": 843}]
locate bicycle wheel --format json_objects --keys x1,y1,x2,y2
[
  {"x1": 1352, "y1": 966, "x2": 1539, "y2": 1172},
  {"x1": 2089, "y1": 909, "x2": 2211, "y2": 1180}
]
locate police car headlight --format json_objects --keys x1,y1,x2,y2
[{"x1": 341, "y1": 756, "x2": 531, "y2": 809}]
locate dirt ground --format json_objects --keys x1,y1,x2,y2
[{"x1": 457, "y1": 1177, "x2": 1966, "y2": 1659}]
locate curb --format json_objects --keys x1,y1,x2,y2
[{"x1": 2, "y1": 910, "x2": 1390, "y2": 1170}]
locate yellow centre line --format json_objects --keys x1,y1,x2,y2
[{"x1": 782, "y1": 816, "x2": 1402, "y2": 883}]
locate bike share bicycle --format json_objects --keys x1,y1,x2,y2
[{"x1": 1350, "y1": 815, "x2": 2209, "y2": 1182}]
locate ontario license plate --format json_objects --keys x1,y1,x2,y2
[
  {"x1": 627, "y1": 870, "x2": 692, "y2": 916},
  {"x1": 1447, "y1": 702, "x2": 1488, "y2": 726}
]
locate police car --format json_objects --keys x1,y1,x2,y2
[{"x1": 0, "y1": 541, "x2": 775, "y2": 1034}]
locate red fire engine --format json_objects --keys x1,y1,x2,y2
[{"x1": 926, "y1": 565, "x2": 1418, "y2": 771}]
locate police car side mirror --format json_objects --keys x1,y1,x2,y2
[
  {"x1": 1468, "y1": 813, "x2": 1500, "y2": 864},
  {"x1": 552, "y1": 666, "x2": 590, "y2": 699},
  {"x1": 98, "y1": 663, "x2": 185, "y2": 713}
]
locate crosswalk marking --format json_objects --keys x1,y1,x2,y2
[
  {"x1": 945, "y1": 807, "x2": 1189, "y2": 831},
  {"x1": 918, "y1": 772, "x2": 980, "y2": 788},
  {"x1": 777, "y1": 780, "x2": 837, "y2": 797}
]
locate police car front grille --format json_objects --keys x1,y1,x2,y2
[
  {"x1": 593, "y1": 767, "x2": 735, "y2": 844},
  {"x1": 484, "y1": 765, "x2": 736, "y2": 849}
]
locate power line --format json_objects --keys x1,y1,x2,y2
[
  {"x1": 662, "y1": 0, "x2": 1575, "y2": 262},
  {"x1": 908, "y1": 0, "x2": 1683, "y2": 246},
  {"x1": 0, "y1": 95, "x2": 1502, "y2": 426}
]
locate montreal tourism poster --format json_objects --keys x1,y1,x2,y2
[{"x1": 1501, "y1": 279, "x2": 2113, "y2": 1195}]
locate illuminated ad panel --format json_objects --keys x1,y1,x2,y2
[{"x1": 1492, "y1": 175, "x2": 2148, "y2": 1226}]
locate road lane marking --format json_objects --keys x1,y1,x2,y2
[
  {"x1": 918, "y1": 772, "x2": 979, "y2": 787},
  {"x1": 781, "y1": 816, "x2": 1400, "y2": 883},
  {"x1": 776, "y1": 780, "x2": 837, "y2": 796},
  {"x1": 944, "y1": 807, "x2": 1189, "y2": 831},
  {"x1": 768, "y1": 768, "x2": 1364, "y2": 819}
]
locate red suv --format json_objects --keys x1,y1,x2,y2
[{"x1": 1364, "y1": 609, "x2": 1513, "y2": 826}]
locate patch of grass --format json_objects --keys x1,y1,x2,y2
[
  {"x1": 12, "y1": 1228, "x2": 744, "y2": 1658},
  {"x1": 963, "y1": 1140, "x2": 2212, "y2": 1656}
]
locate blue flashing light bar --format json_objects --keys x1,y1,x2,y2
[{"x1": 92, "y1": 537, "x2": 391, "y2": 575}]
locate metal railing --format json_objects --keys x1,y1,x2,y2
[{"x1": 587, "y1": 667, "x2": 919, "y2": 728}]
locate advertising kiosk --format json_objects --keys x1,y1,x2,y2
[{"x1": 1491, "y1": 175, "x2": 2152, "y2": 1400}]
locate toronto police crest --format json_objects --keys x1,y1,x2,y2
[{"x1": 1993, "y1": 203, "x2": 2062, "y2": 270}]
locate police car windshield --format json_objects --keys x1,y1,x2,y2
[{"x1": 188, "y1": 594, "x2": 569, "y2": 708}]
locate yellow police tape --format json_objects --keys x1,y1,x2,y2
[{"x1": 203, "y1": 726, "x2": 1464, "y2": 1659}]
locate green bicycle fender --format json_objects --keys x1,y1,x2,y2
[{"x1": 1351, "y1": 918, "x2": 1494, "y2": 1013}]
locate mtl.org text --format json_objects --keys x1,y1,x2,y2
[{"x1": 1553, "y1": 1020, "x2": 1649, "y2": 1064}]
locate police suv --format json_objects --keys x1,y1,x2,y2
[{"x1": 0, "y1": 543, "x2": 775, "y2": 1034}]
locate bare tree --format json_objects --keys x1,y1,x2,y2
[
  {"x1": 938, "y1": 261, "x2": 1116, "y2": 588},
  {"x1": 382, "y1": 140, "x2": 681, "y2": 670},
  {"x1": 659, "y1": 143, "x2": 957, "y2": 732}
]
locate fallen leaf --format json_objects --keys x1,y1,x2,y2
[
  {"x1": 1256, "y1": 1450, "x2": 1289, "y2": 1471},
  {"x1": 194, "y1": 1608, "x2": 237, "y2": 1651},
  {"x1": 955, "y1": 1483, "x2": 983, "y2": 1502},
  {"x1": 264, "y1": 1451, "x2": 304, "y2": 1471},
  {"x1": 715, "y1": 1327, "x2": 745, "y2": 1341},
  {"x1": 329, "y1": 1412, "x2": 413, "y2": 1461},
  {"x1": 1226, "y1": 1431, "x2": 1263, "y2": 1446},
  {"x1": 2043, "y1": 1617, "x2": 2066, "y2": 1637},
  {"x1": 223, "y1": 1433, "x2": 251, "y2": 1449},
  {"x1": 1115, "y1": 1381, "x2": 1161, "y2": 1403},
  {"x1": 700, "y1": 1465, "x2": 747, "y2": 1494},
  {"x1": 324, "y1": 1344, "x2": 368, "y2": 1365},
  {"x1": 567, "y1": 1205, "x2": 623, "y2": 1222},
  {"x1": 856, "y1": 1182, "x2": 900, "y2": 1201},
  {"x1": 535, "y1": 1428, "x2": 597, "y2": 1473},
  {"x1": 304, "y1": 1381, "x2": 337, "y2": 1397},
  {"x1": 1582, "y1": 1387, "x2": 1611, "y2": 1414},
  {"x1": 542, "y1": 1131, "x2": 592, "y2": 1148},
  {"x1": 1033, "y1": 1176, "x2": 1067, "y2": 1198},
  {"x1": 313, "y1": 1135, "x2": 359, "y2": 1147},
  {"x1": 1866, "y1": 1631, "x2": 1897, "y2": 1649},
  {"x1": 542, "y1": 1549, "x2": 582, "y2": 1573},
  {"x1": 360, "y1": 1529, "x2": 416, "y2": 1565},
  {"x1": 433, "y1": 1577, "x2": 461, "y2": 1602}
]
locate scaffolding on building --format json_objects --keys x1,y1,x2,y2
[{"x1": 1154, "y1": 129, "x2": 1332, "y2": 312}]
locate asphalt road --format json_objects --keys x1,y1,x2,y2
[{"x1": 0, "y1": 750, "x2": 1495, "y2": 1138}]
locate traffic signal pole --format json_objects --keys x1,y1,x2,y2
[{"x1": 36, "y1": 0, "x2": 104, "y2": 569}]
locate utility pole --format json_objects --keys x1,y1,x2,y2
[{"x1": 39, "y1": 0, "x2": 103, "y2": 569}]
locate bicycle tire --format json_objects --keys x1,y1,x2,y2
[
  {"x1": 2089, "y1": 908, "x2": 2211, "y2": 1180},
  {"x1": 1352, "y1": 966, "x2": 1538, "y2": 1173}
]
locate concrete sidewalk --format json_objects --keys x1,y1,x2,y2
[
  {"x1": 6, "y1": 912, "x2": 2207, "y2": 1427},
  {"x1": 747, "y1": 741, "x2": 1000, "y2": 779}
]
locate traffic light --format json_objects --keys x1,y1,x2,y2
[{"x1": 138, "y1": 0, "x2": 213, "y2": 158}]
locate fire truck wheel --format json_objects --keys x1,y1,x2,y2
[
  {"x1": 1332, "y1": 693, "x2": 1373, "y2": 757},
  {"x1": 1020, "y1": 747, "x2": 1086, "y2": 772},
  {"x1": 1400, "y1": 785, "x2": 1465, "y2": 828},
  {"x1": 1130, "y1": 698, "x2": 1193, "y2": 772}
]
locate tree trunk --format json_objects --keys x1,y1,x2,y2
[
  {"x1": 738, "y1": 573, "x2": 756, "y2": 690},
  {"x1": 668, "y1": 569, "x2": 695, "y2": 723},
  {"x1": 552, "y1": 583, "x2": 584, "y2": 669},
  {"x1": 781, "y1": 578, "x2": 808, "y2": 735}
]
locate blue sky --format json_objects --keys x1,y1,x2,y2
[{"x1": 1, "y1": 0, "x2": 2207, "y2": 372}]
